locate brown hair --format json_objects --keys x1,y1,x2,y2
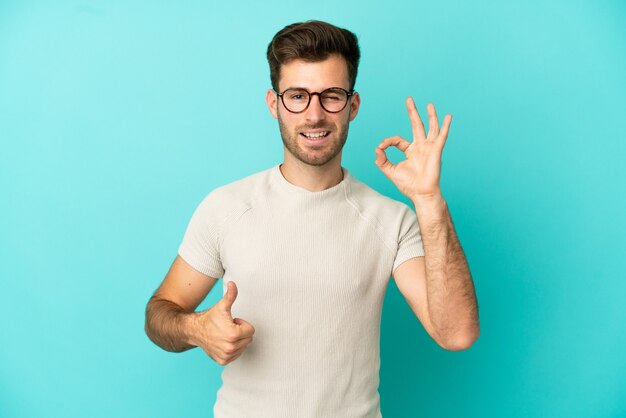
[{"x1": 266, "y1": 20, "x2": 360, "y2": 92}]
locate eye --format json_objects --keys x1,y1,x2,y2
[
  {"x1": 321, "y1": 89, "x2": 346, "y2": 101},
  {"x1": 286, "y1": 89, "x2": 308, "y2": 101}
]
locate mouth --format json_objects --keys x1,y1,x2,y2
[{"x1": 300, "y1": 131, "x2": 331, "y2": 143}]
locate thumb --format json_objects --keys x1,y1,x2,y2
[
  {"x1": 218, "y1": 281, "x2": 238, "y2": 318},
  {"x1": 374, "y1": 146, "x2": 395, "y2": 180}
]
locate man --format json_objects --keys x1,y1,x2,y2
[{"x1": 145, "y1": 20, "x2": 479, "y2": 418}]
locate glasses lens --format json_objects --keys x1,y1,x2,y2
[
  {"x1": 282, "y1": 89, "x2": 309, "y2": 113},
  {"x1": 320, "y1": 88, "x2": 348, "y2": 112}
]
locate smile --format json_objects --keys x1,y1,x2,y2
[{"x1": 300, "y1": 131, "x2": 330, "y2": 139}]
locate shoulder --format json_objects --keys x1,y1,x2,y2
[
  {"x1": 344, "y1": 172, "x2": 420, "y2": 252},
  {"x1": 209, "y1": 167, "x2": 271, "y2": 201},
  {"x1": 346, "y1": 173, "x2": 415, "y2": 224},
  {"x1": 193, "y1": 167, "x2": 273, "y2": 220}
]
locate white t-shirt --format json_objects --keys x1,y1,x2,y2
[{"x1": 178, "y1": 164, "x2": 424, "y2": 418}]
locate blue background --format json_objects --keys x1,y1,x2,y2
[{"x1": 1, "y1": 1, "x2": 625, "y2": 417}]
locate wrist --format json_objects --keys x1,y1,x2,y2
[
  {"x1": 411, "y1": 193, "x2": 447, "y2": 215},
  {"x1": 180, "y1": 311, "x2": 199, "y2": 347}
]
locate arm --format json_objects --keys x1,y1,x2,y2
[
  {"x1": 144, "y1": 255, "x2": 218, "y2": 352},
  {"x1": 393, "y1": 197, "x2": 479, "y2": 351},
  {"x1": 376, "y1": 97, "x2": 479, "y2": 351},
  {"x1": 393, "y1": 256, "x2": 444, "y2": 346},
  {"x1": 144, "y1": 255, "x2": 256, "y2": 364}
]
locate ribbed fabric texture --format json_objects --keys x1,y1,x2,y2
[{"x1": 178, "y1": 165, "x2": 424, "y2": 418}]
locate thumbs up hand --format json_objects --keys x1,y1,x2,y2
[{"x1": 188, "y1": 281, "x2": 256, "y2": 365}]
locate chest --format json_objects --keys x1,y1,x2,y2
[{"x1": 220, "y1": 201, "x2": 394, "y2": 308}]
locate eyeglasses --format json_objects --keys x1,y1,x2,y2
[{"x1": 275, "y1": 87, "x2": 354, "y2": 113}]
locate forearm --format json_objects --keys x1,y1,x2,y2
[
  {"x1": 412, "y1": 194, "x2": 479, "y2": 349},
  {"x1": 144, "y1": 295, "x2": 197, "y2": 353}
]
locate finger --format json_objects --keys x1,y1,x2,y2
[
  {"x1": 374, "y1": 147, "x2": 395, "y2": 180},
  {"x1": 228, "y1": 351, "x2": 244, "y2": 364},
  {"x1": 439, "y1": 114, "x2": 452, "y2": 146},
  {"x1": 427, "y1": 103, "x2": 440, "y2": 139},
  {"x1": 218, "y1": 281, "x2": 238, "y2": 318},
  {"x1": 232, "y1": 336, "x2": 253, "y2": 351},
  {"x1": 223, "y1": 335, "x2": 253, "y2": 356},
  {"x1": 224, "y1": 338, "x2": 253, "y2": 364},
  {"x1": 406, "y1": 97, "x2": 426, "y2": 142},
  {"x1": 378, "y1": 135, "x2": 411, "y2": 153},
  {"x1": 233, "y1": 318, "x2": 256, "y2": 338},
  {"x1": 213, "y1": 354, "x2": 229, "y2": 366}
]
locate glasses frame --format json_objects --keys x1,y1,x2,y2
[{"x1": 275, "y1": 87, "x2": 355, "y2": 114}]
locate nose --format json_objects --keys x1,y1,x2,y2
[{"x1": 304, "y1": 94, "x2": 326, "y2": 123}]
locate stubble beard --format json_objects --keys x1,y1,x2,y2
[{"x1": 277, "y1": 111, "x2": 350, "y2": 167}]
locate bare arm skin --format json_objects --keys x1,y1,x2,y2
[
  {"x1": 394, "y1": 198, "x2": 479, "y2": 351},
  {"x1": 145, "y1": 255, "x2": 218, "y2": 352},
  {"x1": 145, "y1": 298, "x2": 195, "y2": 352},
  {"x1": 376, "y1": 97, "x2": 480, "y2": 351},
  {"x1": 144, "y1": 256, "x2": 255, "y2": 364}
]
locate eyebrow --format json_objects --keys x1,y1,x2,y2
[{"x1": 281, "y1": 86, "x2": 348, "y2": 91}]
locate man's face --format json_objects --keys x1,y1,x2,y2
[{"x1": 265, "y1": 54, "x2": 361, "y2": 167}]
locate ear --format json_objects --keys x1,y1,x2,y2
[
  {"x1": 348, "y1": 91, "x2": 361, "y2": 121},
  {"x1": 266, "y1": 89, "x2": 278, "y2": 119}
]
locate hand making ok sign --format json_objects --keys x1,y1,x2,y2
[{"x1": 374, "y1": 97, "x2": 452, "y2": 202}]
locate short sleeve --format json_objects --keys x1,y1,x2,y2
[
  {"x1": 177, "y1": 192, "x2": 225, "y2": 279},
  {"x1": 392, "y1": 205, "x2": 425, "y2": 274}
]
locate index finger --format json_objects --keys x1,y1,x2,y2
[
  {"x1": 233, "y1": 318, "x2": 256, "y2": 338},
  {"x1": 406, "y1": 96, "x2": 426, "y2": 142}
]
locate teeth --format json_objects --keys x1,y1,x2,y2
[{"x1": 303, "y1": 131, "x2": 328, "y2": 138}]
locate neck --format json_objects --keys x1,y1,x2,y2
[{"x1": 279, "y1": 154, "x2": 344, "y2": 192}]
